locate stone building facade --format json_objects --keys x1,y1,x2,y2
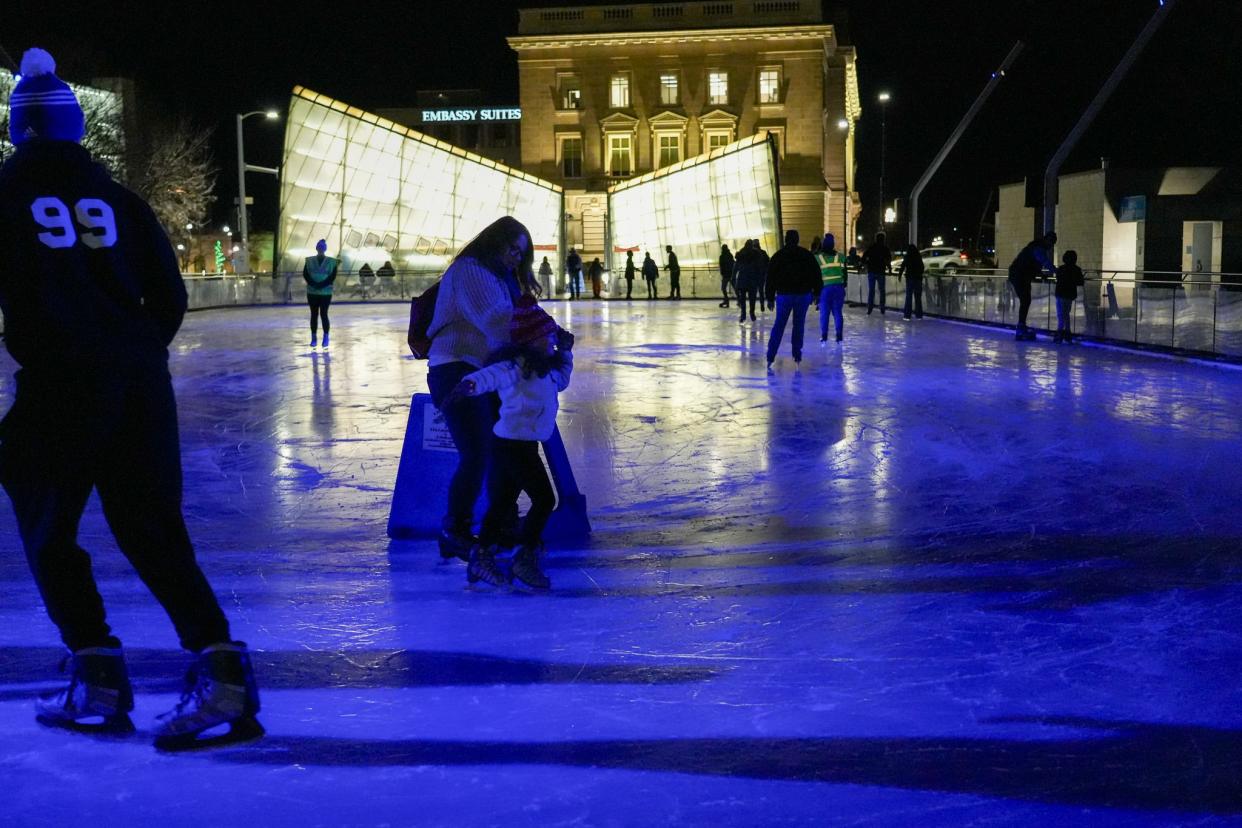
[{"x1": 508, "y1": 0, "x2": 861, "y2": 262}]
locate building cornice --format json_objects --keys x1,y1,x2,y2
[{"x1": 509, "y1": 25, "x2": 834, "y2": 52}]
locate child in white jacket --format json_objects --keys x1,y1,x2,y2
[{"x1": 449, "y1": 296, "x2": 573, "y2": 589}]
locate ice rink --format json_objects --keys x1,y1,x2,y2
[{"x1": 1, "y1": 300, "x2": 1240, "y2": 826}]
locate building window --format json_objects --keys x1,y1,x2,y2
[
  {"x1": 708, "y1": 71, "x2": 729, "y2": 105},
  {"x1": 559, "y1": 135, "x2": 583, "y2": 178},
  {"x1": 657, "y1": 133, "x2": 681, "y2": 167},
  {"x1": 659, "y1": 73, "x2": 679, "y2": 106},
  {"x1": 607, "y1": 133, "x2": 632, "y2": 177},
  {"x1": 758, "y1": 68, "x2": 782, "y2": 104},
  {"x1": 760, "y1": 126, "x2": 785, "y2": 157},
  {"x1": 610, "y1": 74, "x2": 631, "y2": 108},
  {"x1": 706, "y1": 130, "x2": 732, "y2": 150},
  {"x1": 558, "y1": 75, "x2": 582, "y2": 110},
  {"x1": 561, "y1": 135, "x2": 583, "y2": 178}
]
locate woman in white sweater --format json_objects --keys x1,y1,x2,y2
[{"x1": 425, "y1": 217, "x2": 537, "y2": 561}]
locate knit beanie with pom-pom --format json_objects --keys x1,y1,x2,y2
[{"x1": 8, "y1": 48, "x2": 85, "y2": 146}]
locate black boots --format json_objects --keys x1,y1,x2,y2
[
  {"x1": 36, "y1": 646, "x2": 135, "y2": 735},
  {"x1": 511, "y1": 543, "x2": 550, "y2": 590},
  {"x1": 467, "y1": 543, "x2": 508, "y2": 587},
  {"x1": 154, "y1": 642, "x2": 264, "y2": 751}
]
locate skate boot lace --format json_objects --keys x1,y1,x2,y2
[{"x1": 164, "y1": 664, "x2": 205, "y2": 720}]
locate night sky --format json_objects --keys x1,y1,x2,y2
[{"x1": 4, "y1": 0, "x2": 1237, "y2": 246}]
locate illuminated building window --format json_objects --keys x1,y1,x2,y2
[
  {"x1": 706, "y1": 131, "x2": 732, "y2": 151},
  {"x1": 657, "y1": 133, "x2": 681, "y2": 167},
  {"x1": 708, "y1": 71, "x2": 729, "y2": 105},
  {"x1": 758, "y1": 67, "x2": 782, "y2": 104},
  {"x1": 659, "y1": 73, "x2": 679, "y2": 106},
  {"x1": 559, "y1": 135, "x2": 583, "y2": 178},
  {"x1": 607, "y1": 133, "x2": 632, "y2": 177},
  {"x1": 610, "y1": 74, "x2": 631, "y2": 109},
  {"x1": 558, "y1": 75, "x2": 582, "y2": 110}
]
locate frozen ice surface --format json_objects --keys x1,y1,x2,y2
[{"x1": 1, "y1": 301, "x2": 1241, "y2": 826}]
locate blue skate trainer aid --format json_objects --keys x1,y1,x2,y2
[{"x1": 387, "y1": 393, "x2": 591, "y2": 546}]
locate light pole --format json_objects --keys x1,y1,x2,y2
[
  {"x1": 235, "y1": 109, "x2": 280, "y2": 273},
  {"x1": 877, "y1": 91, "x2": 891, "y2": 232}
]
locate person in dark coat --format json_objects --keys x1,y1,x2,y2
[
  {"x1": 1053, "y1": 249, "x2": 1085, "y2": 344},
  {"x1": 896, "y1": 244, "x2": 925, "y2": 320},
  {"x1": 0, "y1": 48, "x2": 261, "y2": 749},
  {"x1": 861, "y1": 232, "x2": 892, "y2": 315},
  {"x1": 755, "y1": 241, "x2": 772, "y2": 309},
  {"x1": 642, "y1": 252, "x2": 659, "y2": 299},
  {"x1": 734, "y1": 240, "x2": 762, "y2": 323},
  {"x1": 1008, "y1": 232, "x2": 1057, "y2": 340},
  {"x1": 718, "y1": 244, "x2": 735, "y2": 308},
  {"x1": 623, "y1": 250, "x2": 636, "y2": 299},
  {"x1": 665, "y1": 246, "x2": 681, "y2": 299},
  {"x1": 588, "y1": 257, "x2": 604, "y2": 298},
  {"x1": 565, "y1": 247, "x2": 582, "y2": 299},
  {"x1": 764, "y1": 229, "x2": 820, "y2": 369}
]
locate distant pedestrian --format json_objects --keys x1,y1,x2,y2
[
  {"x1": 861, "y1": 232, "x2": 891, "y2": 315},
  {"x1": 1053, "y1": 249, "x2": 1085, "y2": 344},
  {"x1": 303, "y1": 238, "x2": 338, "y2": 347},
  {"x1": 734, "y1": 240, "x2": 762, "y2": 323},
  {"x1": 565, "y1": 247, "x2": 582, "y2": 300},
  {"x1": 846, "y1": 246, "x2": 862, "y2": 274},
  {"x1": 623, "y1": 250, "x2": 636, "y2": 298},
  {"x1": 588, "y1": 257, "x2": 604, "y2": 298},
  {"x1": 764, "y1": 229, "x2": 820, "y2": 369},
  {"x1": 755, "y1": 240, "x2": 772, "y2": 309},
  {"x1": 1008, "y1": 231, "x2": 1057, "y2": 340},
  {"x1": 642, "y1": 252, "x2": 659, "y2": 299},
  {"x1": 718, "y1": 244, "x2": 734, "y2": 308},
  {"x1": 538, "y1": 255, "x2": 553, "y2": 298},
  {"x1": 377, "y1": 260, "x2": 396, "y2": 296},
  {"x1": 815, "y1": 233, "x2": 847, "y2": 342},
  {"x1": 665, "y1": 246, "x2": 681, "y2": 298},
  {"x1": 810, "y1": 236, "x2": 821, "y2": 255},
  {"x1": 897, "y1": 244, "x2": 925, "y2": 320}
]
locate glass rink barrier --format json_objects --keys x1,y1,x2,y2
[
  {"x1": 182, "y1": 269, "x2": 445, "y2": 311},
  {"x1": 275, "y1": 86, "x2": 563, "y2": 279},
  {"x1": 608, "y1": 133, "x2": 782, "y2": 281},
  {"x1": 843, "y1": 268, "x2": 1242, "y2": 359}
]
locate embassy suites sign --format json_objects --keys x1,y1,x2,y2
[{"x1": 418, "y1": 108, "x2": 522, "y2": 123}]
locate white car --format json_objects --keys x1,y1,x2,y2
[{"x1": 920, "y1": 247, "x2": 970, "y2": 273}]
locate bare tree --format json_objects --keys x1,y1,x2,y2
[{"x1": 132, "y1": 117, "x2": 217, "y2": 241}]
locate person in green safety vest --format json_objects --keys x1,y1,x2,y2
[
  {"x1": 815, "y1": 233, "x2": 848, "y2": 342},
  {"x1": 302, "y1": 238, "x2": 338, "y2": 347}
]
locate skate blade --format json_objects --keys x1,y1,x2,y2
[
  {"x1": 154, "y1": 716, "x2": 265, "y2": 752},
  {"x1": 36, "y1": 712, "x2": 136, "y2": 738}
]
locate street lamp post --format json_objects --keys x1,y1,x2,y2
[
  {"x1": 235, "y1": 109, "x2": 280, "y2": 273},
  {"x1": 877, "y1": 91, "x2": 891, "y2": 231}
]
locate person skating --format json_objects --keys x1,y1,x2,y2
[
  {"x1": 424, "y1": 216, "x2": 534, "y2": 561},
  {"x1": 764, "y1": 229, "x2": 820, "y2": 369},
  {"x1": 623, "y1": 250, "x2": 636, "y2": 299},
  {"x1": 718, "y1": 244, "x2": 734, "y2": 307},
  {"x1": 537, "y1": 255, "x2": 553, "y2": 298},
  {"x1": 897, "y1": 243, "x2": 925, "y2": 321},
  {"x1": 665, "y1": 246, "x2": 681, "y2": 299},
  {"x1": 861, "y1": 232, "x2": 892, "y2": 315},
  {"x1": 1053, "y1": 249, "x2": 1085, "y2": 344},
  {"x1": 1008, "y1": 231, "x2": 1057, "y2": 340},
  {"x1": 303, "y1": 238, "x2": 338, "y2": 346},
  {"x1": 588, "y1": 257, "x2": 604, "y2": 299},
  {"x1": 448, "y1": 297, "x2": 574, "y2": 590},
  {"x1": 0, "y1": 48, "x2": 261, "y2": 750},
  {"x1": 734, "y1": 240, "x2": 762, "y2": 323},
  {"x1": 565, "y1": 247, "x2": 582, "y2": 300},
  {"x1": 642, "y1": 251, "x2": 659, "y2": 299},
  {"x1": 816, "y1": 233, "x2": 847, "y2": 342},
  {"x1": 755, "y1": 240, "x2": 772, "y2": 310}
]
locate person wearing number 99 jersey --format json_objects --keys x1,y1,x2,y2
[{"x1": 0, "y1": 48, "x2": 262, "y2": 750}]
